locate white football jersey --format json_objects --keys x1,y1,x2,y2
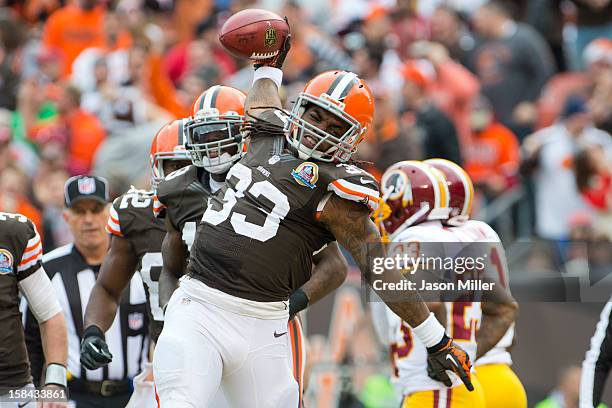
[{"x1": 385, "y1": 220, "x2": 482, "y2": 396}]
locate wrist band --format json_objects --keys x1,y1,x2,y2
[
  {"x1": 45, "y1": 363, "x2": 67, "y2": 388},
  {"x1": 289, "y1": 288, "x2": 309, "y2": 317},
  {"x1": 411, "y1": 312, "x2": 446, "y2": 348},
  {"x1": 253, "y1": 66, "x2": 283, "y2": 89},
  {"x1": 83, "y1": 325, "x2": 104, "y2": 340}
]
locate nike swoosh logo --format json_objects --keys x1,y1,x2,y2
[
  {"x1": 360, "y1": 177, "x2": 375, "y2": 185},
  {"x1": 446, "y1": 354, "x2": 459, "y2": 367},
  {"x1": 274, "y1": 331, "x2": 287, "y2": 338}
]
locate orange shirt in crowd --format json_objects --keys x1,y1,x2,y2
[
  {"x1": 66, "y1": 109, "x2": 106, "y2": 174},
  {"x1": 42, "y1": 5, "x2": 106, "y2": 76},
  {"x1": 464, "y1": 123, "x2": 519, "y2": 185},
  {"x1": 428, "y1": 60, "x2": 480, "y2": 149},
  {"x1": 0, "y1": 197, "x2": 43, "y2": 238}
]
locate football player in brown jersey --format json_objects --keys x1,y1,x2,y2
[
  {"x1": 154, "y1": 85, "x2": 349, "y2": 406},
  {"x1": 80, "y1": 120, "x2": 192, "y2": 407},
  {"x1": 153, "y1": 27, "x2": 474, "y2": 408},
  {"x1": 0, "y1": 212, "x2": 68, "y2": 408}
]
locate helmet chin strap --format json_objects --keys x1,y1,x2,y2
[{"x1": 202, "y1": 152, "x2": 234, "y2": 174}]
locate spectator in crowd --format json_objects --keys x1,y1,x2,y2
[
  {"x1": 71, "y1": 10, "x2": 132, "y2": 93},
  {"x1": 409, "y1": 40, "x2": 480, "y2": 146},
  {"x1": 574, "y1": 144, "x2": 612, "y2": 240},
  {"x1": 0, "y1": 164, "x2": 43, "y2": 234},
  {"x1": 0, "y1": 10, "x2": 26, "y2": 110},
  {"x1": 534, "y1": 365, "x2": 584, "y2": 408},
  {"x1": 464, "y1": 95, "x2": 520, "y2": 200},
  {"x1": 521, "y1": 96, "x2": 611, "y2": 242},
  {"x1": 42, "y1": 0, "x2": 108, "y2": 77},
  {"x1": 399, "y1": 59, "x2": 463, "y2": 165},
  {"x1": 525, "y1": 0, "x2": 566, "y2": 72},
  {"x1": 470, "y1": 0, "x2": 555, "y2": 138},
  {"x1": 56, "y1": 84, "x2": 106, "y2": 174},
  {"x1": 0, "y1": 112, "x2": 12, "y2": 175},
  {"x1": 33, "y1": 167, "x2": 72, "y2": 252},
  {"x1": 538, "y1": 38, "x2": 612, "y2": 130},
  {"x1": 429, "y1": 4, "x2": 476, "y2": 67},
  {"x1": 568, "y1": 0, "x2": 612, "y2": 70}
]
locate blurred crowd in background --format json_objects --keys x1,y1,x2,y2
[
  {"x1": 0, "y1": 0, "x2": 610, "y2": 251},
  {"x1": 0, "y1": 0, "x2": 610, "y2": 406}
]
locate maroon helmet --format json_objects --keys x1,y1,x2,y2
[
  {"x1": 377, "y1": 160, "x2": 451, "y2": 239},
  {"x1": 424, "y1": 159, "x2": 474, "y2": 226}
]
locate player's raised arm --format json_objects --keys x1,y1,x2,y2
[
  {"x1": 319, "y1": 194, "x2": 474, "y2": 391},
  {"x1": 219, "y1": 12, "x2": 291, "y2": 117}
]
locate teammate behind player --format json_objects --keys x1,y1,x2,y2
[
  {"x1": 80, "y1": 120, "x2": 192, "y2": 408},
  {"x1": 425, "y1": 158, "x2": 526, "y2": 408},
  {"x1": 155, "y1": 85, "x2": 349, "y2": 405},
  {"x1": 155, "y1": 85, "x2": 249, "y2": 308},
  {"x1": 154, "y1": 22, "x2": 473, "y2": 408},
  {"x1": 0, "y1": 212, "x2": 68, "y2": 408}
]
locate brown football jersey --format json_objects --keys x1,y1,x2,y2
[
  {"x1": 107, "y1": 188, "x2": 166, "y2": 341},
  {"x1": 0, "y1": 212, "x2": 43, "y2": 387},
  {"x1": 188, "y1": 111, "x2": 380, "y2": 302},
  {"x1": 153, "y1": 165, "x2": 211, "y2": 251}
]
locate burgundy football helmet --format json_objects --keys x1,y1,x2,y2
[
  {"x1": 377, "y1": 160, "x2": 451, "y2": 239},
  {"x1": 425, "y1": 159, "x2": 474, "y2": 226}
]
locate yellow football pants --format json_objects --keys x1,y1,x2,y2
[
  {"x1": 402, "y1": 375, "x2": 485, "y2": 408},
  {"x1": 476, "y1": 364, "x2": 527, "y2": 408}
]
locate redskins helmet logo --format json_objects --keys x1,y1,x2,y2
[
  {"x1": 264, "y1": 22, "x2": 277, "y2": 47},
  {"x1": 382, "y1": 169, "x2": 412, "y2": 206}
]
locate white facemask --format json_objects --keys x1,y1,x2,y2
[{"x1": 201, "y1": 152, "x2": 234, "y2": 174}]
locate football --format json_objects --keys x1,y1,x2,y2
[{"x1": 219, "y1": 9, "x2": 289, "y2": 60}]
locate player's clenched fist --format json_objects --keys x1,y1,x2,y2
[
  {"x1": 427, "y1": 337, "x2": 474, "y2": 391},
  {"x1": 80, "y1": 325, "x2": 113, "y2": 370}
]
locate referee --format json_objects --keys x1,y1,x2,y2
[
  {"x1": 25, "y1": 176, "x2": 149, "y2": 408},
  {"x1": 580, "y1": 298, "x2": 612, "y2": 408}
]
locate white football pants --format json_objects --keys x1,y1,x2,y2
[{"x1": 153, "y1": 276, "x2": 299, "y2": 408}]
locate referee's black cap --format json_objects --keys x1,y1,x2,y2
[{"x1": 64, "y1": 175, "x2": 109, "y2": 208}]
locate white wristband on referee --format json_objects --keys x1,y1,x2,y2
[
  {"x1": 253, "y1": 66, "x2": 283, "y2": 89},
  {"x1": 45, "y1": 363, "x2": 67, "y2": 388},
  {"x1": 411, "y1": 313, "x2": 446, "y2": 348}
]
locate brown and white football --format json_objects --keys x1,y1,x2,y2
[{"x1": 219, "y1": 9, "x2": 289, "y2": 60}]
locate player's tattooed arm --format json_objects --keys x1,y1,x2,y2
[
  {"x1": 245, "y1": 77, "x2": 282, "y2": 118},
  {"x1": 305, "y1": 242, "x2": 348, "y2": 305},
  {"x1": 84, "y1": 236, "x2": 138, "y2": 331},
  {"x1": 477, "y1": 282, "x2": 518, "y2": 359},
  {"x1": 159, "y1": 217, "x2": 188, "y2": 310},
  {"x1": 319, "y1": 195, "x2": 430, "y2": 328}
]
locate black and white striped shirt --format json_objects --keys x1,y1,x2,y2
[
  {"x1": 581, "y1": 299, "x2": 612, "y2": 408},
  {"x1": 23, "y1": 244, "x2": 149, "y2": 384}
]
